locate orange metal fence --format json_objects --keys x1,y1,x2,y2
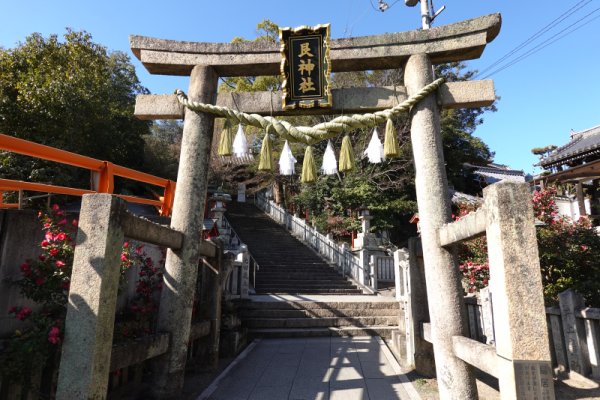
[{"x1": 0, "y1": 133, "x2": 176, "y2": 216}]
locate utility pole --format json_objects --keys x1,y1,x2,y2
[{"x1": 420, "y1": 0, "x2": 431, "y2": 29}]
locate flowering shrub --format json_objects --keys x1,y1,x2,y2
[
  {"x1": 0, "y1": 205, "x2": 75, "y2": 385},
  {"x1": 454, "y1": 205, "x2": 490, "y2": 293},
  {"x1": 114, "y1": 243, "x2": 164, "y2": 339},
  {"x1": 1, "y1": 205, "x2": 165, "y2": 388},
  {"x1": 456, "y1": 188, "x2": 600, "y2": 305},
  {"x1": 532, "y1": 189, "x2": 600, "y2": 306},
  {"x1": 532, "y1": 187, "x2": 558, "y2": 225}
]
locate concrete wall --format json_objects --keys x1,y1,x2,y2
[
  {"x1": 555, "y1": 197, "x2": 591, "y2": 221},
  {"x1": 0, "y1": 210, "x2": 45, "y2": 337}
]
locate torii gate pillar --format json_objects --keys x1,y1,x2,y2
[
  {"x1": 153, "y1": 65, "x2": 218, "y2": 398},
  {"x1": 405, "y1": 54, "x2": 477, "y2": 398}
]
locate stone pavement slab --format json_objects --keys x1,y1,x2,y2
[{"x1": 198, "y1": 337, "x2": 420, "y2": 400}]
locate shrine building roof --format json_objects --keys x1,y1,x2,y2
[{"x1": 540, "y1": 125, "x2": 600, "y2": 169}]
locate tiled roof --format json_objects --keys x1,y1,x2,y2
[
  {"x1": 540, "y1": 125, "x2": 600, "y2": 168},
  {"x1": 464, "y1": 163, "x2": 525, "y2": 183}
]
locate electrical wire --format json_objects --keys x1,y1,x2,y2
[
  {"x1": 474, "y1": 0, "x2": 593, "y2": 79},
  {"x1": 481, "y1": 6, "x2": 600, "y2": 79}
]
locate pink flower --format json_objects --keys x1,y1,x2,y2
[
  {"x1": 38, "y1": 255, "x2": 46, "y2": 261},
  {"x1": 58, "y1": 219, "x2": 67, "y2": 225},
  {"x1": 72, "y1": 219, "x2": 78, "y2": 227},
  {"x1": 41, "y1": 240, "x2": 50, "y2": 247},
  {"x1": 52, "y1": 204, "x2": 60, "y2": 211},
  {"x1": 123, "y1": 242, "x2": 129, "y2": 248},
  {"x1": 581, "y1": 245, "x2": 589, "y2": 251},
  {"x1": 48, "y1": 326, "x2": 60, "y2": 344},
  {"x1": 55, "y1": 260, "x2": 66, "y2": 268},
  {"x1": 121, "y1": 253, "x2": 128, "y2": 262},
  {"x1": 16, "y1": 307, "x2": 32, "y2": 321},
  {"x1": 49, "y1": 248, "x2": 59, "y2": 257},
  {"x1": 135, "y1": 245, "x2": 144, "y2": 255},
  {"x1": 55, "y1": 232, "x2": 67, "y2": 241},
  {"x1": 45, "y1": 232, "x2": 54, "y2": 241}
]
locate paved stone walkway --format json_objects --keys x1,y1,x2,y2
[{"x1": 198, "y1": 337, "x2": 420, "y2": 400}]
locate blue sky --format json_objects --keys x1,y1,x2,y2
[{"x1": 2, "y1": 1, "x2": 599, "y2": 175}]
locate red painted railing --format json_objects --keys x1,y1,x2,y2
[{"x1": 0, "y1": 133, "x2": 176, "y2": 216}]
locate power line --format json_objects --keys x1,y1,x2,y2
[
  {"x1": 481, "y1": 6, "x2": 600, "y2": 79},
  {"x1": 474, "y1": 0, "x2": 593, "y2": 79}
]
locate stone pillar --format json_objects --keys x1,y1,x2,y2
[
  {"x1": 405, "y1": 54, "x2": 477, "y2": 399},
  {"x1": 207, "y1": 241, "x2": 224, "y2": 369},
  {"x1": 152, "y1": 65, "x2": 218, "y2": 398},
  {"x1": 56, "y1": 194, "x2": 126, "y2": 399},
  {"x1": 559, "y1": 289, "x2": 589, "y2": 376},
  {"x1": 576, "y1": 181, "x2": 587, "y2": 217},
  {"x1": 405, "y1": 238, "x2": 436, "y2": 376},
  {"x1": 484, "y1": 182, "x2": 555, "y2": 399}
]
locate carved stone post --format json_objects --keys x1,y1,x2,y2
[
  {"x1": 405, "y1": 54, "x2": 477, "y2": 399},
  {"x1": 152, "y1": 65, "x2": 218, "y2": 398},
  {"x1": 484, "y1": 182, "x2": 555, "y2": 398},
  {"x1": 56, "y1": 195, "x2": 126, "y2": 399}
]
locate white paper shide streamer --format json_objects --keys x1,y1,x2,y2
[
  {"x1": 321, "y1": 140, "x2": 338, "y2": 175},
  {"x1": 364, "y1": 128, "x2": 384, "y2": 163},
  {"x1": 278, "y1": 140, "x2": 297, "y2": 175},
  {"x1": 232, "y1": 124, "x2": 253, "y2": 163}
]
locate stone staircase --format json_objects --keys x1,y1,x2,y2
[
  {"x1": 225, "y1": 201, "x2": 402, "y2": 339},
  {"x1": 225, "y1": 201, "x2": 362, "y2": 295},
  {"x1": 239, "y1": 298, "x2": 401, "y2": 339}
]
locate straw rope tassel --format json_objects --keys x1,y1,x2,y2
[
  {"x1": 384, "y1": 118, "x2": 400, "y2": 158},
  {"x1": 301, "y1": 146, "x2": 317, "y2": 183},
  {"x1": 339, "y1": 135, "x2": 355, "y2": 172},
  {"x1": 217, "y1": 119, "x2": 234, "y2": 156},
  {"x1": 258, "y1": 134, "x2": 273, "y2": 171}
]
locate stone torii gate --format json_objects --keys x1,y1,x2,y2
[{"x1": 131, "y1": 14, "x2": 551, "y2": 399}]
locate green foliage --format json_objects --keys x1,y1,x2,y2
[
  {"x1": 143, "y1": 120, "x2": 183, "y2": 181},
  {"x1": 219, "y1": 20, "x2": 281, "y2": 93},
  {"x1": 0, "y1": 29, "x2": 150, "y2": 190}
]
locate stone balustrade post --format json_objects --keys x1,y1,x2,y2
[
  {"x1": 56, "y1": 194, "x2": 126, "y2": 399},
  {"x1": 484, "y1": 182, "x2": 555, "y2": 399},
  {"x1": 559, "y1": 289, "x2": 590, "y2": 377}
]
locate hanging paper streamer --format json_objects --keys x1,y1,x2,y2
[
  {"x1": 218, "y1": 119, "x2": 234, "y2": 156},
  {"x1": 339, "y1": 135, "x2": 355, "y2": 172},
  {"x1": 383, "y1": 118, "x2": 400, "y2": 158},
  {"x1": 321, "y1": 140, "x2": 338, "y2": 175},
  {"x1": 278, "y1": 140, "x2": 296, "y2": 175},
  {"x1": 232, "y1": 124, "x2": 249, "y2": 157},
  {"x1": 258, "y1": 134, "x2": 273, "y2": 171},
  {"x1": 301, "y1": 146, "x2": 317, "y2": 183},
  {"x1": 364, "y1": 128, "x2": 384, "y2": 163}
]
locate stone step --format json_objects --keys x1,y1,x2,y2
[
  {"x1": 254, "y1": 282, "x2": 354, "y2": 288},
  {"x1": 248, "y1": 326, "x2": 398, "y2": 339},
  {"x1": 255, "y1": 288, "x2": 364, "y2": 295},
  {"x1": 245, "y1": 316, "x2": 398, "y2": 329},
  {"x1": 241, "y1": 300, "x2": 401, "y2": 310},
  {"x1": 256, "y1": 274, "x2": 346, "y2": 280},
  {"x1": 241, "y1": 308, "x2": 400, "y2": 318}
]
